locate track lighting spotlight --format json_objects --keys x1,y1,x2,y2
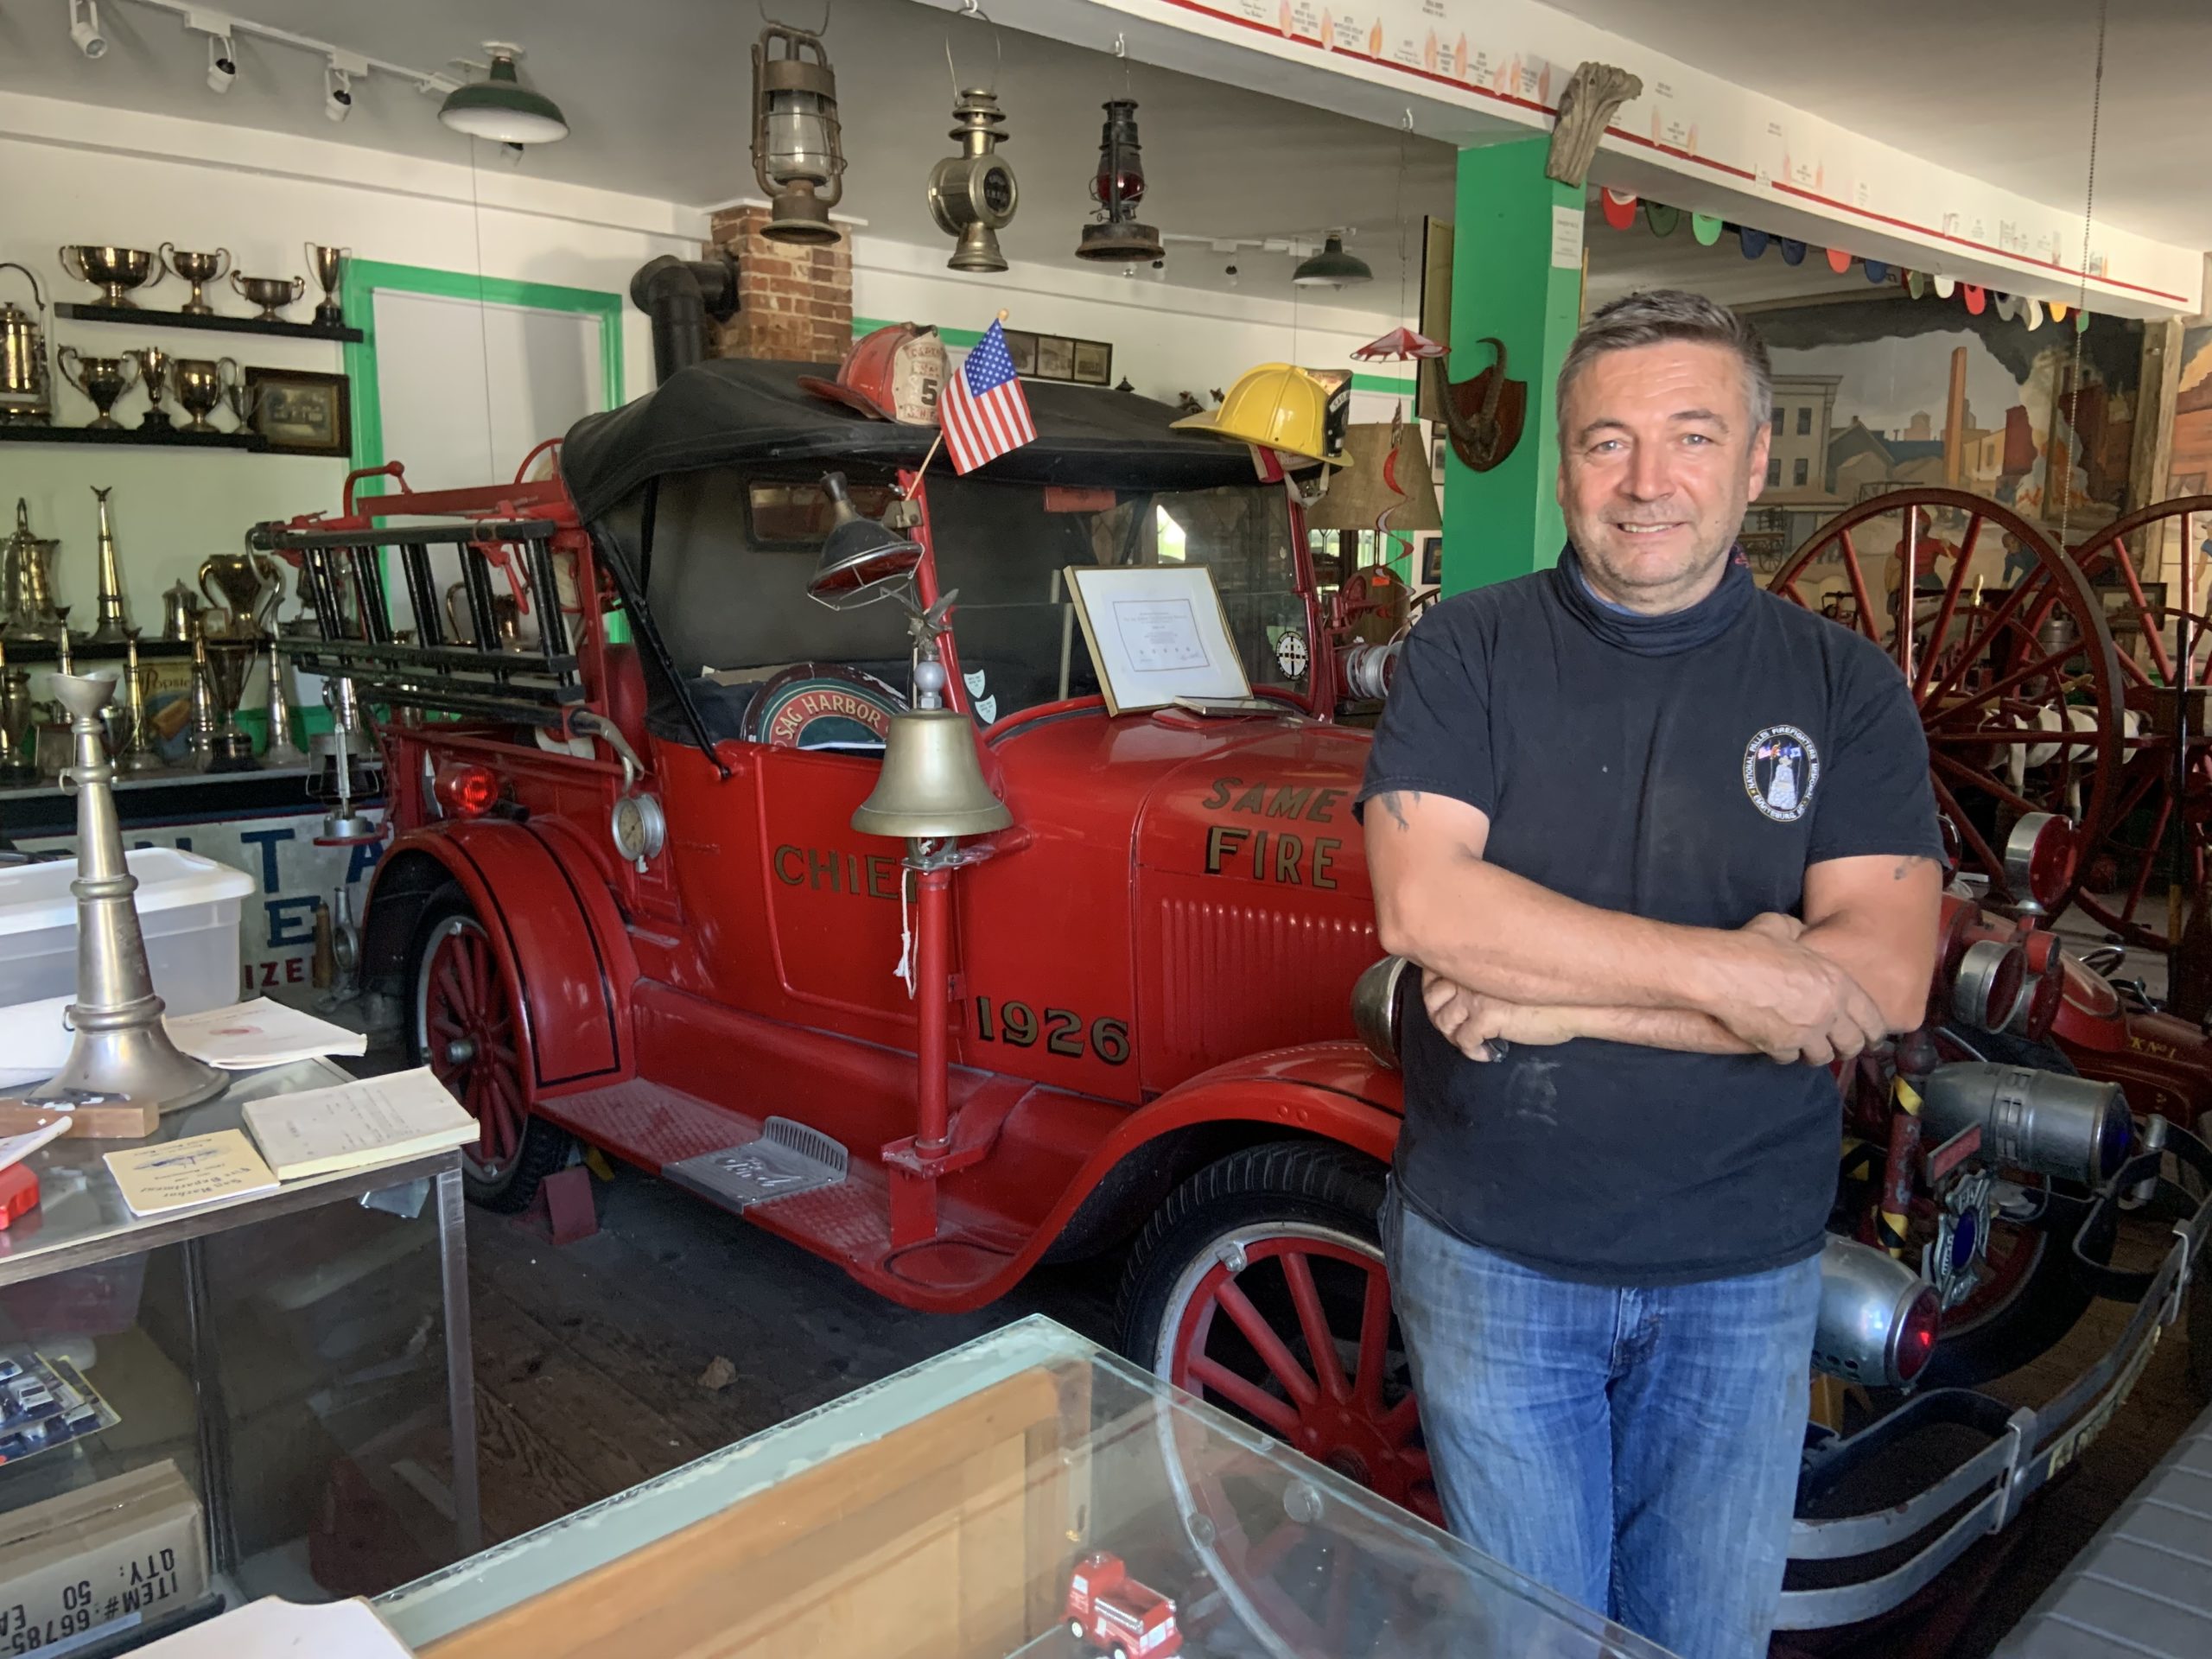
[
  {"x1": 324, "y1": 60, "x2": 354, "y2": 122},
  {"x1": 206, "y1": 33, "x2": 237, "y2": 92},
  {"x1": 69, "y1": 0, "x2": 107, "y2": 59}
]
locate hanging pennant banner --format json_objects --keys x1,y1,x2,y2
[
  {"x1": 1643, "y1": 202, "x2": 1681, "y2": 238},
  {"x1": 1690, "y1": 213, "x2": 1724, "y2": 245},
  {"x1": 1864, "y1": 260, "x2": 1890, "y2": 283},
  {"x1": 1906, "y1": 270, "x2": 1928, "y2": 299},
  {"x1": 2023, "y1": 297, "x2": 2045, "y2": 329},
  {"x1": 1777, "y1": 238, "x2": 1806, "y2": 266},
  {"x1": 2076, "y1": 310, "x2": 2092, "y2": 333},
  {"x1": 2050, "y1": 299, "x2": 2070, "y2": 321},
  {"x1": 1933, "y1": 275, "x2": 1957, "y2": 299},
  {"x1": 1600, "y1": 188, "x2": 1639, "y2": 230},
  {"x1": 1825, "y1": 247, "x2": 1853, "y2": 274},
  {"x1": 1962, "y1": 284, "x2": 1986, "y2": 314},
  {"x1": 1739, "y1": 226, "x2": 1770, "y2": 259}
]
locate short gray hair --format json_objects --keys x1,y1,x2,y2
[{"x1": 1556, "y1": 289, "x2": 1773, "y2": 438}]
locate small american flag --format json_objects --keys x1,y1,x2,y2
[{"x1": 939, "y1": 319, "x2": 1037, "y2": 474}]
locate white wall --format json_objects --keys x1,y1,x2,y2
[{"x1": 0, "y1": 90, "x2": 703, "y2": 645}]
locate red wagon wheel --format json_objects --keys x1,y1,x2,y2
[
  {"x1": 1768, "y1": 489, "x2": 2124, "y2": 915},
  {"x1": 418, "y1": 912, "x2": 527, "y2": 1173},
  {"x1": 2030, "y1": 497, "x2": 2212, "y2": 948}
]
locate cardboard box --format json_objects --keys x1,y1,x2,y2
[{"x1": 0, "y1": 1459, "x2": 207, "y2": 1656}]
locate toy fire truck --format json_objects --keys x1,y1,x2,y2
[{"x1": 1065, "y1": 1553, "x2": 1180, "y2": 1658}]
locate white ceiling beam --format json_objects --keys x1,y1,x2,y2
[{"x1": 971, "y1": 0, "x2": 2201, "y2": 318}]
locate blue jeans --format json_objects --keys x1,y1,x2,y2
[{"x1": 1385, "y1": 1190, "x2": 1821, "y2": 1659}]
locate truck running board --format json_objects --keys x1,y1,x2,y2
[{"x1": 663, "y1": 1117, "x2": 851, "y2": 1212}]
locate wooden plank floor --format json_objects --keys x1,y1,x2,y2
[{"x1": 460, "y1": 1160, "x2": 1116, "y2": 1549}]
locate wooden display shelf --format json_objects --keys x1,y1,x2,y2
[
  {"x1": 54, "y1": 301, "x2": 363, "y2": 343},
  {"x1": 0, "y1": 422, "x2": 266, "y2": 450}
]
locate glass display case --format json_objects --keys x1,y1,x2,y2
[
  {"x1": 0, "y1": 1058, "x2": 476, "y2": 1647},
  {"x1": 379, "y1": 1316, "x2": 1675, "y2": 1659}
]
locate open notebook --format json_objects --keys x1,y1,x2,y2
[{"x1": 240, "y1": 1067, "x2": 478, "y2": 1181}]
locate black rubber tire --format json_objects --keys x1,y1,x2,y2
[
  {"x1": 1920, "y1": 1025, "x2": 2111, "y2": 1388},
  {"x1": 1116, "y1": 1141, "x2": 1388, "y2": 1375},
  {"x1": 404, "y1": 887, "x2": 573, "y2": 1214}
]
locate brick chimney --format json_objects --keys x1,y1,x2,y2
[{"x1": 706, "y1": 205, "x2": 853, "y2": 365}]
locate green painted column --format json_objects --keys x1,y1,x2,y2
[{"x1": 1440, "y1": 137, "x2": 1584, "y2": 594}]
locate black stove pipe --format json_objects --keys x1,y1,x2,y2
[{"x1": 629, "y1": 252, "x2": 740, "y2": 385}]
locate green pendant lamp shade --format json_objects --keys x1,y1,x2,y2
[
  {"x1": 1293, "y1": 233, "x2": 1373, "y2": 289},
  {"x1": 441, "y1": 48, "x2": 569, "y2": 145}
]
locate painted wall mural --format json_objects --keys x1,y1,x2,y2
[{"x1": 1738, "y1": 296, "x2": 2141, "y2": 589}]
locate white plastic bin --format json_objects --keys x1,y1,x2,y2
[{"x1": 0, "y1": 849, "x2": 256, "y2": 1083}]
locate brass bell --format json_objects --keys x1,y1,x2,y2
[{"x1": 852, "y1": 709, "x2": 1012, "y2": 839}]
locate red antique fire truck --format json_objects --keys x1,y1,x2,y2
[
  {"x1": 260, "y1": 341, "x2": 2209, "y2": 1630},
  {"x1": 1065, "y1": 1553, "x2": 1181, "y2": 1658}
]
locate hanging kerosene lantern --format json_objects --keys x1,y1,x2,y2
[
  {"x1": 751, "y1": 22, "x2": 846, "y2": 245},
  {"x1": 926, "y1": 88, "x2": 1019, "y2": 273},
  {"x1": 1075, "y1": 98, "x2": 1162, "y2": 264}
]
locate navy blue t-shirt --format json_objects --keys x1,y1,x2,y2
[{"x1": 1357, "y1": 549, "x2": 1942, "y2": 1287}]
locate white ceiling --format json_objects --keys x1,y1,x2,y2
[
  {"x1": 0, "y1": 0, "x2": 1458, "y2": 311},
  {"x1": 1560, "y1": 0, "x2": 2212, "y2": 254}
]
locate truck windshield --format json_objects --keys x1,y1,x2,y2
[{"x1": 926, "y1": 477, "x2": 1307, "y2": 722}]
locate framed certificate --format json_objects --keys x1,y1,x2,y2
[{"x1": 1063, "y1": 564, "x2": 1253, "y2": 715}]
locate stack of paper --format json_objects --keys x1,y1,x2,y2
[
  {"x1": 163, "y1": 1000, "x2": 369, "y2": 1069},
  {"x1": 240, "y1": 1067, "x2": 477, "y2": 1181},
  {"x1": 104, "y1": 1132, "x2": 279, "y2": 1218},
  {"x1": 137, "y1": 1597, "x2": 411, "y2": 1659},
  {"x1": 0, "y1": 1116, "x2": 68, "y2": 1173}
]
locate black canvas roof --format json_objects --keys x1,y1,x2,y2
[{"x1": 560, "y1": 355, "x2": 1261, "y2": 522}]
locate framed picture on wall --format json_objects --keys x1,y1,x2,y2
[
  {"x1": 245, "y1": 367, "x2": 351, "y2": 457},
  {"x1": 1417, "y1": 536, "x2": 1444, "y2": 587},
  {"x1": 1431, "y1": 433, "x2": 1446, "y2": 475},
  {"x1": 1036, "y1": 335, "x2": 1076, "y2": 381},
  {"x1": 1002, "y1": 329, "x2": 1039, "y2": 376},
  {"x1": 1071, "y1": 340, "x2": 1114, "y2": 385}
]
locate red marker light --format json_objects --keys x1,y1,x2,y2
[
  {"x1": 1894, "y1": 1287, "x2": 1941, "y2": 1384},
  {"x1": 433, "y1": 761, "x2": 499, "y2": 818}
]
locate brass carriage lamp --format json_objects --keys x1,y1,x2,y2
[
  {"x1": 1076, "y1": 99, "x2": 1162, "y2": 264},
  {"x1": 927, "y1": 88, "x2": 1019, "y2": 274},
  {"x1": 752, "y1": 23, "x2": 846, "y2": 245}
]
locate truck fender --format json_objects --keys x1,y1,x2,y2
[
  {"x1": 1038, "y1": 1043, "x2": 1405, "y2": 1262},
  {"x1": 360, "y1": 820, "x2": 637, "y2": 1099}
]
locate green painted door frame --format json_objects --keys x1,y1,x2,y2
[
  {"x1": 338, "y1": 259, "x2": 626, "y2": 497},
  {"x1": 1440, "y1": 138, "x2": 1584, "y2": 594}
]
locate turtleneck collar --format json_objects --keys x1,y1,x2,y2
[{"x1": 1549, "y1": 543, "x2": 1755, "y2": 657}]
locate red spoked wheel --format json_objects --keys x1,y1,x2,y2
[
  {"x1": 1162, "y1": 1227, "x2": 1436, "y2": 1524},
  {"x1": 419, "y1": 914, "x2": 524, "y2": 1168},
  {"x1": 1120, "y1": 1146, "x2": 1464, "y2": 1659},
  {"x1": 408, "y1": 891, "x2": 570, "y2": 1211},
  {"x1": 1768, "y1": 489, "x2": 2124, "y2": 914},
  {"x1": 2031, "y1": 497, "x2": 2212, "y2": 947}
]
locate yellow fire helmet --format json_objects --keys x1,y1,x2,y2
[{"x1": 1172, "y1": 363, "x2": 1351, "y2": 467}]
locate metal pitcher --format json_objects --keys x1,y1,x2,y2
[
  {"x1": 0, "y1": 263, "x2": 52, "y2": 425},
  {"x1": 161, "y1": 578, "x2": 203, "y2": 643},
  {"x1": 2, "y1": 499, "x2": 63, "y2": 643}
]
